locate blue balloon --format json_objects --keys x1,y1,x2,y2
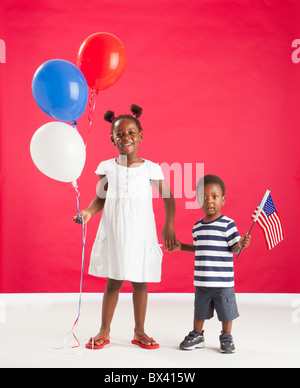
[{"x1": 32, "y1": 59, "x2": 88, "y2": 122}]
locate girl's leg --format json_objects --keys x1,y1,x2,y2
[
  {"x1": 131, "y1": 281, "x2": 156, "y2": 346},
  {"x1": 88, "y1": 278, "x2": 123, "y2": 346}
]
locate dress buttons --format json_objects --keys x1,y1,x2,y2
[{"x1": 125, "y1": 170, "x2": 129, "y2": 197}]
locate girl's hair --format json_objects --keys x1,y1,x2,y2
[{"x1": 104, "y1": 104, "x2": 143, "y2": 133}]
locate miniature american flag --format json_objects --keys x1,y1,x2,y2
[{"x1": 251, "y1": 192, "x2": 284, "y2": 249}]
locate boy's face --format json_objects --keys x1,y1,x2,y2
[{"x1": 200, "y1": 183, "x2": 226, "y2": 221}]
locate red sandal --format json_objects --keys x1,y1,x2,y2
[
  {"x1": 85, "y1": 337, "x2": 110, "y2": 350},
  {"x1": 131, "y1": 337, "x2": 159, "y2": 349}
]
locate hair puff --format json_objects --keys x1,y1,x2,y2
[
  {"x1": 130, "y1": 104, "x2": 142, "y2": 118},
  {"x1": 104, "y1": 110, "x2": 115, "y2": 123}
]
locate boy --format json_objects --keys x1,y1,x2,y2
[{"x1": 173, "y1": 175, "x2": 250, "y2": 353}]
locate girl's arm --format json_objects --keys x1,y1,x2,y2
[
  {"x1": 152, "y1": 180, "x2": 176, "y2": 251},
  {"x1": 73, "y1": 175, "x2": 107, "y2": 224}
]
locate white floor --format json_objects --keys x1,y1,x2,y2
[{"x1": 0, "y1": 293, "x2": 299, "y2": 368}]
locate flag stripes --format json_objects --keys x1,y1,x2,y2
[{"x1": 252, "y1": 193, "x2": 284, "y2": 250}]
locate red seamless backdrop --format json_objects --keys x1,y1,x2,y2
[{"x1": 0, "y1": 0, "x2": 299, "y2": 293}]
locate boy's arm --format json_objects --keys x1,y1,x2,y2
[
  {"x1": 230, "y1": 234, "x2": 251, "y2": 254},
  {"x1": 173, "y1": 240, "x2": 196, "y2": 253},
  {"x1": 152, "y1": 180, "x2": 176, "y2": 251},
  {"x1": 181, "y1": 243, "x2": 196, "y2": 252}
]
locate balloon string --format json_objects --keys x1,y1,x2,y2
[
  {"x1": 55, "y1": 90, "x2": 97, "y2": 350},
  {"x1": 71, "y1": 180, "x2": 87, "y2": 348},
  {"x1": 53, "y1": 180, "x2": 87, "y2": 350},
  {"x1": 85, "y1": 88, "x2": 98, "y2": 148}
]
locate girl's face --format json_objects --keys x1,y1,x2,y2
[{"x1": 111, "y1": 118, "x2": 143, "y2": 156}]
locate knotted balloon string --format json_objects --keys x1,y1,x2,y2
[
  {"x1": 71, "y1": 120, "x2": 78, "y2": 129},
  {"x1": 53, "y1": 179, "x2": 87, "y2": 351},
  {"x1": 69, "y1": 89, "x2": 98, "y2": 147},
  {"x1": 85, "y1": 88, "x2": 98, "y2": 148}
]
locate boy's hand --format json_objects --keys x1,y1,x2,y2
[
  {"x1": 73, "y1": 210, "x2": 92, "y2": 225},
  {"x1": 239, "y1": 234, "x2": 251, "y2": 248},
  {"x1": 171, "y1": 240, "x2": 182, "y2": 252}
]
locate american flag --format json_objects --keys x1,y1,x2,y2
[{"x1": 252, "y1": 192, "x2": 284, "y2": 250}]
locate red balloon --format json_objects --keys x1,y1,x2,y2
[{"x1": 77, "y1": 33, "x2": 127, "y2": 91}]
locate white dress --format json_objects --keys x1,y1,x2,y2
[{"x1": 88, "y1": 158, "x2": 165, "y2": 283}]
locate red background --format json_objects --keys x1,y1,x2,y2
[{"x1": 0, "y1": 0, "x2": 299, "y2": 293}]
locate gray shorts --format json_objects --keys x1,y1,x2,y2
[{"x1": 194, "y1": 286, "x2": 239, "y2": 322}]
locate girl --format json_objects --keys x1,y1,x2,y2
[{"x1": 73, "y1": 104, "x2": 176, "y2": 350}]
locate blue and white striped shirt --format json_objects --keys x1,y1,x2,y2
[{"x1": 193, "y1": 215, "x2": 240, "y2": 288}]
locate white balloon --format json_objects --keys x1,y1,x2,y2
[{"x1": 30, "y1": 121, "x2": 86, "y2": 183}]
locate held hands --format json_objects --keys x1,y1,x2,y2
[
  {"x1": 73, "y1": 210, "x2": 92, "y2": 225},
  {"x1": 161, "y1": 225, "x2": 176, "y2": 252},
  {"x1": 168, "y1": 239, "x2": 195, "y2": 253},
  {"x1": 171, "y1": 240, "x2": 182, "y2": 251},
  {"x1": 161, "y1": 230, "x2": 182, "y2": 252}
]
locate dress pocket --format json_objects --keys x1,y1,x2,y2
[
  {"x1": 94, "y1": 235, "x2": 108, "y2": 256},
  {"x1": 142, "y1": 241, "x2": 163, "y2": 282},
  {"x1": 148, "y1": 242, "x2": 163, "y2": 259}
]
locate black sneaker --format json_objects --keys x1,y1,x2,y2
[
  {"x1": 179, "y1": 330, "x2": 205, "y2": 350},
  {"x1": 219, "y1": 331, "x2": 235, "y2": 353}
]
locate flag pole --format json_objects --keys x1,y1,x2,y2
[{"x1": 236, "y1": 189, "x2": 271, "y2": 259}]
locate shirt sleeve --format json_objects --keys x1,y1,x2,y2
[
  {"x1": 95, "y1": 160, "x2": 109, "y2": 175},
  {"x1": 192, "y1": 221, "x2": 200, "y2": 245},
  {"x1": 192, "y1": 229, "x2": 197, "y2": 246},
  {"x1": 149, "y1": 161, "x2": 165, "y2": 180},
  {"x1": 225, "y1": 220, "x2": 241, "y2": 247}
]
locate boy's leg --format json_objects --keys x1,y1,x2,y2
[
  {"x1": 131, "y1": 281, "x2": 157, "y2": 346},
  {"x1": 214, "y1": 287, "x2": 239, "y2": 325},
  {"x1": 179, "y1": 288, "x2": 210, "y2": 350},
  {"x1": 194, "y1": 318, "x2": 205, "y2": 332},
  {"x1": 180, "y1": 318, "x2": 205, "y2": 350},
  {"x1": 222, "y1": 321, "x2": 232, "y2": 334},
  {"x1": 215, "y1": 288, "x2": 238, "y2": 353},
  {"x1": 88, "y1": 278, "x2": 123, "y2": 346},
  {"x1": 219, "y1": 323, "x2": 235, "y2": 353}
]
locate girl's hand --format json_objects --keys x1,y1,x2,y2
[
  {"x1": 73, "y1": 210, "x2": 92, "y2": 225},
  {"x1": 162, "y1": 225, "x2": 176, "y2": 252}
]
